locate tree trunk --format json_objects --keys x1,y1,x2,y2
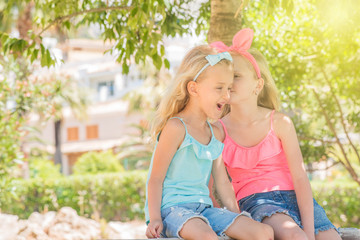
[
  {"x1": 208, "y1": 0, "x2": 242, "y2": 45},
  {"x1": 17, "y1": 2, "x2": 34, "y2": 40},
  {"x1": 53, "y1": 26, "x2": 68, "y2": 174},
  {"x1": 54, "y1": 119, "x2": 63, "y2": 171}
]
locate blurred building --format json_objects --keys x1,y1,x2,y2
[
  {"x1": 24, "y1": 36, "x2": 194, "y2": 175},
  {"x1": 24, "y1": 38, "x2": 145, "y2": 174}
]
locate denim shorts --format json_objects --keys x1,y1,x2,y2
[
  {"x1": 160, "y1": 202, "x2": 251, "y2": 238},
  {"x1": 238, "y1": 190, "x2": 338, "y2": 235}
]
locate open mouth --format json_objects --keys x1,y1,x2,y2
[{"x1": 217, "y1": 103, "x2": 223, "y2": 111}]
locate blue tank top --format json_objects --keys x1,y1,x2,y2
[{"x1": 144, "y1": 117, "x2": 224, "y2": 223}]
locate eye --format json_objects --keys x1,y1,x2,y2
[{"x1": 234, "y1": 74, "x2": 242, "y2": 79}]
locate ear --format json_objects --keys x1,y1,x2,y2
[
  {"x1": 187, "y1": 81, "x2": 198, "y2": 96},
  {"x1": 256, "y1": 78, "x2": 264, "y2": 92}
]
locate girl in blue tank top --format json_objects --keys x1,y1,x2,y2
[{"x1": 145, "y1": 45, "x2": 274, "y2": 240}]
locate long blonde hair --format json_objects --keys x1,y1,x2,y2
[
  {"x1": 248, "y1": 49, "x2": 280, "y2": 111},
  {"x1": 151, "y1": 45, "x2": 233, "y2": 140}
]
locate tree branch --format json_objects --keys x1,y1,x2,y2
[
  {"x1": 298, "y1": 135, "x2": 336, "y2": 144},
  {"x1": 312, "y1": 88, "x2": 359, "y2": 185},
  {"x1": 328, "y1": 150, "x2": 354, "y2": 175},
  {"x1": 321, "y1": 68, "x2": 360, "y2": 164},
  {"x1": 36, "y1": 5, "x2": 133, "y2": 37}
]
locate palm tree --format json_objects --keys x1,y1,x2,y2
[{"x1": 50, "y1": 74, "x2": 89, "y2": 172}]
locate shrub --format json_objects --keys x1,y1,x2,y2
[
  {"x1": 311, "y1": 180, "x2": 360, "y2": 228},
  {"x1": 2, "y1": 171, "x2": 147, "y2": 221},
  {"x1": 73, "y1": 151, "x2": 124, "y2": 175},
  {"x1": 29, "y1": 158, "x2": 62, "y2": 179},
  {"x1": 2, "y1": 172, "x2": 358, "y2": 227}
]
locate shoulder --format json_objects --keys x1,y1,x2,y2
[
  {"x1": 211, "y1": 120, "x2": 226, "y2": 142},
  {"x1": 159, "y1": 118, "x2": 186, "y2": 146},
  {"x1": 272, "y1": 111, "x2": 296, "y2": 138}
]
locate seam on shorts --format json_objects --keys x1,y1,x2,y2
[
  {"x1": 220, "y1": 211, "x2": 252, "y2": 237},
  {"x1": 315, "y1": 225, "x2": 340, "y2": 235},
  {"x1": 176, "y1": 215, "x2": 210, "y2": 239},
  {"x1": 259, "y1": 209, "x2": 302, "y2": 227}
]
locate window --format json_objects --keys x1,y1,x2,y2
[
  {"x1": 67, "y1": 127, "x2": 79, "y2": 141},
  {"x1": 97, "y1": 80, "x2": 114, "y2": 101},
  {"x1": 86, "y1": 125, "x2": 99, "y2": 139}
]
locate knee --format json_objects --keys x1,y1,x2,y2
[
  {"x1": 263, "y1": 224, "x2": 274, "y2": 240},
  {"x1": 253, "y1": 224, "x2": 274, "y2": 240},
  {"x1": 288, "y1": 230, "x2": 308, "y2": 240}
]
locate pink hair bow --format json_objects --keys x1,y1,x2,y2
[{"x1": 210, "y1": 28, "x2": 261, "y2": 79}]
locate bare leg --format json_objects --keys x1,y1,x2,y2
[
  {"x1": 316, "y1": 228, "x2": 342, "y2": 240},
  {"x1": 225, "y1": 215, "x2": 274, "y2": 240},
  {"x1": 262, "y1": 213, "x2": 308, "y2": 240},
  {"x1": 179, "y1": 217, "x2": 218, "y2": 240}
]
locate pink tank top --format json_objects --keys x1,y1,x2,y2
[{"x1": 219, "y1": 110, "x2": 294, "y2": 201}]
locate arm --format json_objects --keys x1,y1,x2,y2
[
  {"x1": 274, "y1": 113, "x2": 315, "y2": 240},
  {"x1": 146, "y1": 119, "x2": 185, "y2": 238},
  {"x1": 208, "y1": 121, "x2": 227, "y2": 207},
  {"x1": 211, "y1": 123, "x2": 240, "y2": 213},
  {"x1": 211, "y1": 155, "x2": 240, "y2": 213}
]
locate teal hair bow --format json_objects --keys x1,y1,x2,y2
[{"x1": 193, "y1": 52, "x2": 233, "y2": 81}]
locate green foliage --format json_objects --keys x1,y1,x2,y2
[
  {"x1": 312, "y1": 180, "x2": 360, "y2": 228},
  {"x1": 243, "y1": 0, "x2": 360, "y2": 182},
  {"x1": 0, "y1": 0, "x2": 201, "y2": 73},
  {"x1": 29, "y1": 158, "x2": 62, "y2": 179},
  {"x1": 1, "y1": 171, "x2": 147, "y2": 221},
  {"x1": 0, "y1": 54, "x2": 89, "y2": 204},
  {"x1": 117, "y1": 122, "x2": 153, "y2": 170},
  {"x1": 73, "y1": 151, "x2": 124, "y2": 175},
  {"x1": 1, "y1": 172, "x2": 359, "y2": 226}
]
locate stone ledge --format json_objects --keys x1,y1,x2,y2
[{"x1": 141, "y1": 228, "x2": 360, "y2": 240}]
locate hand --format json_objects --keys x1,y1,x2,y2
[{"x1": 146, "y1": 219, "x2": 163, "y2": 239}]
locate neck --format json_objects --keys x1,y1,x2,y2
[
  {"x1": 228, "y1": 102, "x2": 260, "y2": 124},
  {"x1": 179, "y1": 101, "x2": 208, "y2": 127}
]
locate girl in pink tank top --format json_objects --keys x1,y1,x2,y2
[{"x1": 211, "y1": 29, "x2": 340, "y2": 240}]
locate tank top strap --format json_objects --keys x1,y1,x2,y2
[
  {"x1": 170, "y1": 117, "x2": 188, "y2": 134},
  {"x1": 218, "y1": 119, "x2": 229, "y2": 137},
  {"x1": 206, "y1": 120, "x2": 215, "y2": 137},
  {"x1": 270, "y1": 110, "x2": 276, "y2": 130}
]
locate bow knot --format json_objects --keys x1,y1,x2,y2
[
  {"x1": 205, "y1": 52, "x2": 233, "y2": 66},
  {"x1": 193, "y1": 52, "x2": 233, "y2": 81},
  {"x1": 210, "y1": 28, "x2": 261, "y2": 79}
]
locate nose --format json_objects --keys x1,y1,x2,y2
[{"x1": 223, "y1": 89, "x2": 231, "y2": 102}]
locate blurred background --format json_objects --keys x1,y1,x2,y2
[{"x1": 0, "y1": 0, "x2": 359, "y2": 239}]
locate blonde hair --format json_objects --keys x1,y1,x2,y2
[
  {"x1": 248, "y1": 49, "x2": 280, "y2": 111},
  {"x1": 151, "y1": 45, "x2": 233, "y2": 140}
]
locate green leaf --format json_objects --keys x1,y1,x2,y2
[
  {"x1": 164, "y1": 58, "x2": 170, "y2": 69},
  {"x1": 63, "y1": 20, "x2": 71, "y2": 30},
  {"x1": 130, "y1": 7, "x2": 138, "y2": 17},
  {"x1": 142, "y1": 3, "x2": 148, "y2": 13},
  {"x1": 135, "y1": 51, "x2": 140, "y2": 64},
  {"x1": 46, "y1": 49, "x2": 52, "y2": 66},
  {"x1": 160, "y1": 44, "x2": 165, "y2": 56},
  {"x1": 0, "y1": 33, "x2": 9, "y2": 45},
  {"x1": 122, "y1": 62, "x2": 130, "y2": 74},
  {"x1": 40, "y1": 48, "x2": 48, "y2": 67},
  {"x1": 152, "y1": 54, "x2": 162, "y2": 69},
  {"x1": 31, "y1": 49, "x2": 39, "y2": 63},
  {"x1": 40, "y1": 44, "x2": 45, "y2": 55}
]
